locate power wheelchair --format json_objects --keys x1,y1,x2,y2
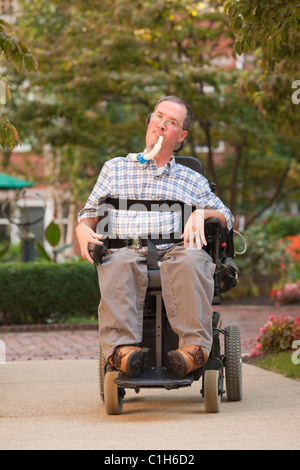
[{"x1": 89, "y1": 156, "x2": 242, "y2": 415}]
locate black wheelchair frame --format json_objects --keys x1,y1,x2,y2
[{"x1": 89, "y1": 156, "x2": 242, "y2": 415}]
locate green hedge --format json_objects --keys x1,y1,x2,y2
[{"x1": 0, "y1": 262, "x2": 100, "y2": 325}]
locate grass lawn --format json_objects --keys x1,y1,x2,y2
[{"x1": 246, "y1": 350, "x2": 300, "y2": 381}]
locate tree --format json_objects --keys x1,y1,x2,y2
[
  {"x1": 224, "y1": 0, "x2": 300, "y2": 66},
  {"x1": 3, "y1": 0, "x2": 299, "y2": 235},
  {"x1": 11, "y1": 1, "x2": 237, "y2": 193},
  {"x1": 224, "y1": 0, "x2": 300, "y2": 223},
  {"x1": 224, "y1": 0, "x2": 300, "y2": 138},
  {"x1": 0, "y1": 17, "x2": 37, "y2": 149}
]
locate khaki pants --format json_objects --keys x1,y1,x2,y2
[{"x1": 97, "y1": 245, "x2": 215, "y2": 359}]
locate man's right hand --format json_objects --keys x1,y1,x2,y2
[{"x1": 75, "y1": 219, "x2": 103, "y2": 263}]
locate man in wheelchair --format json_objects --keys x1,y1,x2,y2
[{"x1": 76, "y1": 96, "x2": 235, "y2": 381}]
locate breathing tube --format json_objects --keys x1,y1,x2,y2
[{"x1": 136, "y1": 136, "x2": 163, "y2": 164}]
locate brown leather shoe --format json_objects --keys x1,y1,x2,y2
[
  {"x1": 108, "y1": 345, "x2": 149, "y2": 377},
  {"x1": 167, "y1": 345, "x2": 208, "y2": 379}
]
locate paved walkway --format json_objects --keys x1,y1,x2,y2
[
  {"x1": 1, "y1": 356, "x2": 300, "y2": 450},
  {"x1": 1, "y1": 304, "x2": 300, "y2": 451},
  {"x1": 0, "y1": 304, "x2": 299, "y2": 361}
]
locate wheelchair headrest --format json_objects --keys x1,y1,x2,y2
[{"x1": 174, "y1": 156, "x2": 204, "y2": 175}]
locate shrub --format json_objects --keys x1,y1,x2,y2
[
  {"x1": 270, "y1": 281, "x2": 300, "y2": 306},
  {"x1": 285, "y1": 234, "x2": 300, "y2": 262},
  {"x1": 269, "y1": 234, "x2": 300, "y2": 305},
  {"x1": 0, "y1": 261, "x2": 100, "y2": 325},
  {"x1": 249, "y1": 314, "x2": 300, "y2": 357},
  {"x1": 231, "y1": 223, "x2": 290, "y2": 297},
  {"x1": 230, "y1": 221, "x2": 300, "y2": 301},
  {"x1": 261, "y1": 214, "x2": 300, "y2": 239}
]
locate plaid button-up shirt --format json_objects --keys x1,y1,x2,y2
[{"x1": 78, "y1": 154, "x2": 234, "y2": 241}]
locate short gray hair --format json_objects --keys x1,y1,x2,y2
[{"x1": 154, "y1": 96, "x2": 194, "y2": 130}]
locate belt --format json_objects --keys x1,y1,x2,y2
[{"x1": 104, "y1": 236, "x2": 183, "y2": 249}]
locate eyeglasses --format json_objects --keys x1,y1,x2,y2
[{"x1": 150, "y1": 112, "x2": 184, "y2": 130}]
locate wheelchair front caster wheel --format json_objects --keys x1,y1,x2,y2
[
  {"x1": 204, "y1": 369, "x2": 221, "y2": 413},
  {"x1": 104, "y1": 371, "x2": 124, "y2": 415}
]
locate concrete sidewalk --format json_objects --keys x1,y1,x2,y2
[
  {"x1": 1, "y1": 359, "x2": 300, "y2": 450},
  {"x1": 0, "y1": 304, "x2": 299, "y2": 450}
]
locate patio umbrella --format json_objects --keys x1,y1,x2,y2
[
  {"x1": 0, "y1": 173, "x2": 36, "y2": 261},
  {"x1": 0, "y1": 172, "x2": 34, "y2": 189}
]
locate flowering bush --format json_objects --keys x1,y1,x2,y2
[
  {"x1": 249, "y1": 315, "x2": 300, "y2": 357},
  {"x1": 270, "y1": 280, "x2": 300, "y2": 306},
  {"x1": 285, "y1": 234, "x2": 300, "y2": 262},
  {"x1": 269, "y1": 234, "x2": 300, "y2": 305}
]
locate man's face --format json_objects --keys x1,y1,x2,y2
[{"x1": 145, "y1": 100, "x2": 188, "y2": 154}]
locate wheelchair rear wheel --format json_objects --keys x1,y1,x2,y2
[
  {"x1": 224, "y1": 325, "x2": 242, "y2": 401},
  {"x1": 98, "y1": 342, "x2": 105, "y2": 402}
]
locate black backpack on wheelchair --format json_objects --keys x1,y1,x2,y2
[{"x1": 88, "y1": 156, "x2": 242, "y2": 415}]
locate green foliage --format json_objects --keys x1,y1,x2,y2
[
  {"x1": 0, "y1": 240, "x2": 10, "y2": 259},
  {"x1": 0, "y1": 18, "x2": 37, "y2": 73},
  {"x1": 0, "y1": 242, "x2": 20, "y2": 261},
  {"x1": 224, "y1": 0, "x2": 300, "y2": 66},
  {"x1": 0, "y1": 117, "x2": 20, "y2": 150},
  {"x1": 0, "y1": 17, "x2": 37, "y2": 149},
  {"x1": 253, "y1": 351, "x2": 300, "y2": 380},
  {"x1": 1, "y1": 0, "x2": 299, "y2": 226},
  {"x1": 35, "y1": 242, "x2": 51, "y2": 262},
  {"x1": 231, "y1": 215, "x2": 300, "y2": 300},
  {"x1": 233, "y1": 223, "x2": 290, "y2": 296},
  {"x1": 7, "y1": 0, "x2": 237, "y2": 202},
  {"x1": 261, "y1": 214, "x2": 300, "y2": 239},
  {"x1": 0, "y1": 261, "x2": 100, "y2": 324},
  {"x1": 44, "y1": 221, "x2": 60, "y2": 247},
  {"x1": 225, "y1": 0, "x2": 300, "y2": 139}
]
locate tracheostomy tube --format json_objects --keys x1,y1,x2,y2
[{"x1": 136, "y1": 136, "x2": 163, "y2": 164}]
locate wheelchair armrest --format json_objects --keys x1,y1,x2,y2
[
  {"x1": 88, "y1": 242, "x2": 108, "y2": 265},
  {"x1": 203, "y1": 217, "x2": 224, "y2": 265},
  {"x1": 203, "y1": 220, "x2": 239, "y2": 296},
  {"x1": 204, "y1": 217, "x2": 221, "y2": 245},
  {"x1": 204, "y1": 217, "x2": 221, "y2": 229}
]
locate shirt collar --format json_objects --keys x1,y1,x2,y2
[
  {"x1": 126, "y1": 150, "x2": 177, "y2": 175},
  {"x1": 139, "y1": 151, "x2": 177, "y2": 176}
]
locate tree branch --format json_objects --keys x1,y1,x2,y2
[{"x1": 245, "y1": 158, "x2": 292, "y2": 228}]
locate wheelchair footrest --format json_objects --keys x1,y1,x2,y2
[{"x1": 114, "y1": 368, "x2": 195, "y2": 390}]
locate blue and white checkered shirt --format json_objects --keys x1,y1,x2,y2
[{"x1": 78, "y1": 154, "x2": 234, "y2": 242}]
